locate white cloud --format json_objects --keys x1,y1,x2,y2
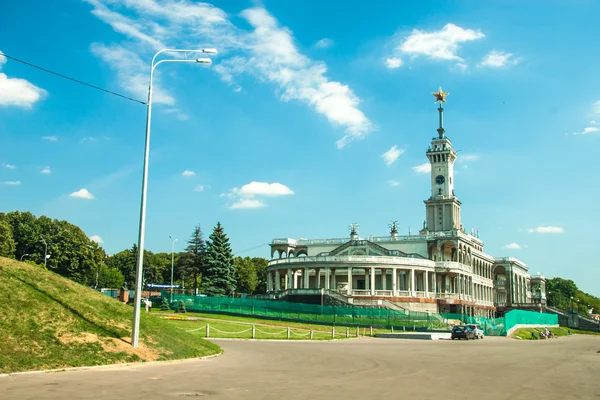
[
  {"x1": 86, "y1": 2, "x2": 372, "y2": 149},
  {"x1": 42, "y1": 136, "x2": 58, "y2": 141},
  {"x1": 412, "y1": 163, "x2": 431, "y2": 173},
  {"x1": 503, "y1": 243, "x2": 521, "y2": 250},
  {"x1": 0, "y1": 50, "x2": 47, "y2": 108},
  {"x1": 182, "y1": 170, "x2": 196, "y2": 177},
  {"x1": 226, "y1": 181, "x2": 293, "y2": 209},
  {"x1": 527, "y1": 226, "x2": 564, "y2": 233},
  {"x1": 398, "y1": 23, "x2": 484, "y2": 62},
  {"x1": 231, "y1": 199, "x2": 266, "y2": 209},
  {"x1": 81, "y1": 136, "x2": 98, "y2": 143},
  {"x1": 233, "y1": 85, "x2": 242, "y2": 93},
  {"x1": 480, "y1": 50, "x2": 519, "y2": 67},
  {"x1": 91, "y1": 43, "x2": 175, "y2": 105},
  {"x1": 572, "y1": 126, "x2": 599, "y2": 136},
  {"x1": 69, "y1": 188, "x2": 95, "y2": 199},
  {"x1": 452, "y1": 62, "x2": 468, "y2": 72},
  {"x1": 41, "y1": 166, "x2": 51, "y2": 174},
  {"x1": 594, "y1": 100, "x2": 600, "y2": 115},
  {"x1": 315, "y1": 38, "x2": 334, "y2": 49},
  {"x1": 590, "y1": 120, "x2": 597, "y2": 125},
  {"x1": 193, "y1": 185, "x2": 206, "y2": 192},
  {"x1": 387, "y1": 180, "x2": 400, "y2": 187},
  {"x1": 165, "y1": 108, "x2": 189, "y2": 120},
  {"x1": 233, "y1": 181, "x2": 294, "y2": 196},
  {"x1": 89, "y1": 235, "x2": 104, "y2": 244},
  {"x1": 3, "y1": 181, "x2": 20, "y2": 185},
  {"x1": 381, "y1": 145, "x2": 404, "y2": 166},
  {"x1": 4, "y1": 164, "x2": 16, "y2": 169},
  {"x1": 385, "y1": 57, "x2": 403, "y2": 69}
]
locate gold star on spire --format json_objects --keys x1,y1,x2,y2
[{"x1": 432, "y1": 87, "x2": 449, "y2": 103}]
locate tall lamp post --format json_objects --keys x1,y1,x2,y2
[
  {"x1": 169, "y1": 235, "x2": 178, "y2": 303},
  {"x1": 131, "y1": 48, "x2": 217, "y2": 348},
  {"x1": 20, "y1": 253, "x2": 30, "y2": 261},
  {"x1": 39, "y1": 239, "x2": 51, "y2": 268},
  {"x1": 570, "y1": 296, "x2": 574, "y2": 313}
]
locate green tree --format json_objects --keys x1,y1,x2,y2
[
  {"x1": 178, "y1": 225, "x2": 206, "y2": 295},
  {"x1": 160, "y1": 297, "x2": 171, "y2": 311},
  {"x1": 234, "y1": 256, "x2": 258, "y2": 294},
  {"x1": 203, "y1": 222, "x2": 236, "y2": 296},
  {"x1": 252, "y1": 257, "x2": 268, "y2": 294},
  {"x1": 546, "y1": 278, "x2": 578, "y2": 310},
  {"x1": 105, "y1": 246, "x2": 137, "y2": 287},
  {"x1": 0, "y1": 217, "x2": 16, "y2": 258},
  {"x1": 3, "y1": 211, "x2": 105, "y2": 285},
  {"x1": 96, "y1": 264, "x2": 125, "y2": 288}
]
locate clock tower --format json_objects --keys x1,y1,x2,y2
[{"x1": 424, "y1": 88, "x2": 462, "y2": 232}]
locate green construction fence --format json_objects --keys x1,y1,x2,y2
[{"x1": 163, "y1": 293, "x2": 557, "y2": 336}]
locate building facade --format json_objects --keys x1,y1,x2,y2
[{"x1": 265, "y1": 89, "x2": 546, "y2": 317}]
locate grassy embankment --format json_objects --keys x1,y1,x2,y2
[
  {"x1": 512, "y1": 326, "x2": 600, "y2": 340},
  {"x1": 0, "y1": 257, "x2": 220, "y2": 374},
  {"x1": 158, "y1": 311, "x2": 388, "y2": 339}
]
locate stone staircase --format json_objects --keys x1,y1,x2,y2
[{"x1": 543, "y1": 305, "x2": 600, "y2": 332}]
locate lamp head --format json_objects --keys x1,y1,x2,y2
[
  {"x1": 202, "y1": 48, "x2": 218, "y2": 54},
  {"x1": 196, "y1": 58, "x2": 212, "y2": 64}
]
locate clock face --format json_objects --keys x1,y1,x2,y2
[{"x1": 435, "y1": 175, "x2": 445, "y2": 185}]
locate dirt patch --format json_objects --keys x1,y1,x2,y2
[{"x1": 56, "y1": 332, "x2": 160, "y2": 361}]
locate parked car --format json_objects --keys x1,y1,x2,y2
[
  {"x1": 451, "y1": 325, "x2": 475, "y2": 340},
  {"x1": 466, "y1": 324, "x2": 484, "y2": 339}
]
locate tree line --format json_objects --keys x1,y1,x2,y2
[
  {"x1": 546, "y1": 277, "x2": 599, "y2": 315},
  {"x1": 0, "y1": 211, "x2": 268, "y2": 296}
]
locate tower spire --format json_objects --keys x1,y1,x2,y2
[{"x1": 432, "y1": 87, "x2": 449, "y2": 139}]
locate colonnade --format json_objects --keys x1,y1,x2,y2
[
  {"x1": 512, "y1": 273, "x2": 529, "y2": 304},
  {"x1": 266, "y1": 266, "x2": 494, "y2": 305}
]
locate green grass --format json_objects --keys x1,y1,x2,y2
[
  {"x1": 0, "y1": 257, "x2": 220, "y2": 374},
  {"x1": 512, "y1": 326, "x2": 600, "y2": 340},
  {"x1": 154, "y1": 307, "x2": 448, "y2": 331},
  {"x1": 157, "y1": 311, "x2": 378, "y2": 340}
]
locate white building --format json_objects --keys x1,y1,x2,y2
[{"x1": 265, "y1": 89, "x2": 546, "y2": 317}]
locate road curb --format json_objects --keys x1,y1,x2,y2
[{"x1": 0, "y1": 352, "x2": 223, "y2": 378}]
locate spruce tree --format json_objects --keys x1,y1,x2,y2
[
  {"x1": 203, "y1": 222, "x2": 236, "y2": 296},
  {"x1": 178, "y1": 225, "x2": 206, "y2": 295},
  {"x1": 160, "y1": 297, "x2": 171, "y2": 311}
]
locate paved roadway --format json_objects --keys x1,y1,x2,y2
[{"x1": 1, "y1": 336, "x2": 599, "y2": 400}]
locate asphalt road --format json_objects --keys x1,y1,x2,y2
[{"x1": 1, "y1": 336, "x2": 599, "y2": 400}]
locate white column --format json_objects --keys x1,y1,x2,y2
[
  {"x1": 392, "y1": 268, "x2": 397, "y2": 296},
  {"x1": 432, "y1": 272, "x2": 437, "y2": 295},
  {"x1": 266, "y1": 271, "x2": 272, "y2": 292},
  {"x1": 286, "y1": 268, "x2": 292, "y2": 290},
  {"x1": 324, "y1": 267, "x2": 330, "y2": 291},
  {"x1": 347, "y1": 267, "x2": 352, "y2": 295},
  {"x1": 370, "y1": 267, "x2": 376, "y2": 296},
  {"x1": 410, "y1": 269, "x2": 415, "y2": 296},
  {"x1": 331, "y1": 269, "x2": 336, "y2": 290},
  {"x1": 314, "y1": 268, "x2": 320, "y2": 289},
  {"x1": 381, "y1": 269, "x2": 387, "y2": 291},
  {"x1": 275, "y1": 270, "x2": 280, "y2": 291},
  {"x1": 303, "y1": 267, "x2": 309, "y2": 288},
  {"x1": 365, "y1": 269, "x2": 369, "y2": 291},
  {"x1": 424, "y1": 271, "x2": 429, "y2": 297}
]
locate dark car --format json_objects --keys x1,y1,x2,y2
[{"x1": 451, "y1": 325, "x2": 475, "y2": 340}]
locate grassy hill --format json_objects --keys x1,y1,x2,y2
[{"x1": 0, "y1": 257, "x2": 220, "y2": 374}]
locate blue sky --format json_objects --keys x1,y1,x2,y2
[{"x1": 1, "y1": 1, "x2": 599, "y2": 295}]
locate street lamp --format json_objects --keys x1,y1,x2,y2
[
  {"x1": 20, "y1": 253, "x2": 30, "y2": 261},
  {"x1": 131, "y1": 48, "x2": 217, "y2": 348},
  {"x1": 570, "y1": 296, "x2": 574, "y2": 313},
  {"x1": 39, "y1": 239, "x2": 50, "y2": 268},
  {"x1": 169, "y1": 235, "x2": 178, "y2": 303}
]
